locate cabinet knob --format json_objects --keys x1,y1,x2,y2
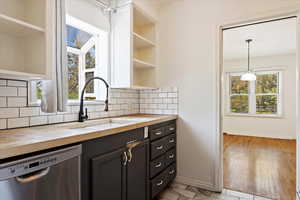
[
  {"x1": 169, "y1": 170, "x2": 175, "y2": 175},
  {"x1": 155, "y1": 162, "x2": 162, "y2": 168},
  {"x1": 156, "y1": 145, "x2": 163, "y2": 150},
  {"x1": 169, "y1": 139, "x2": 175, "y2": 143},
  {"x1": 156, "y1": 180, "x2": 164, "y2": 186},
  {"x1": 155, "y1": 131, "x2": 162, "y2": 136},
  {"x1": 169, "y1": 154, "x2": 174, "y2": 159}
]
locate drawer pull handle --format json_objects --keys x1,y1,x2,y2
[
  {"x1": 169, "y1": 127, "x2": 175, "y2": 131},
  {"x1": 169, "y1": 154, "x2": 175, "y2": 159},
  {"x1": 156, "y1": 180, "x2": 164, "y2": 186},
  {"x1": 169, "y1": 170, "x2": 175, "y2": 175},
  {"x1": 155, "y1": 131, "x2": 162, "y2": 136},
  {"x1": 155, "y1": 162, "x2": 162, "y2": 168},
  {"x1": 156, "y1": 145, "x2": 164, "y2": 150},
  {"x1": 169, "y1": 139, "x2": 175, "y2": 143}
]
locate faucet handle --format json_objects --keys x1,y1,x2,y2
[{"x1": 85, "y1": 108, "x2": 88, "y2": 119}]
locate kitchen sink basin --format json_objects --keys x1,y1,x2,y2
[{"x1": 66, "y1": 118, "x2": 138, "y2": 129}]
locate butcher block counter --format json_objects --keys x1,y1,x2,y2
[{"x1": 0, "y1": 114, "x2": 177, "y2": 159}]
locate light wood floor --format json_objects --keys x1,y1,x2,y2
[{"x1": 223, "y1": 134, "x2": 296, "y2": 200}]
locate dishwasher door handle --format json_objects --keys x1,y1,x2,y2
[{"x1": 16, "y1": 167, "x2": 50, "y2": 183}]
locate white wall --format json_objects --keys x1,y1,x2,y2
[
  {"x1": 223, "y1": 54, "x2": 296, "y2": 139},
  {"x1": 157, "y1": 0, "x2": 300, "y2": 190}
]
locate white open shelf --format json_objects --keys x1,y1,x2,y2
[
  {"x1": 0, "y1": 69, "x2": 47, "y2": 80},
  {"x1": 133, "y1": 32, "x2": 155, "y2": 49},
  {"x1": 0, "y1": 14, "x2": 45, "y2": 36},
  {"x1": 133, "y1": 58, "x2": 156, "y2": 69}
]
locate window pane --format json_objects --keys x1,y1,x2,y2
[
  {"x1": 68, "y1": 52, "x2": 79, "y2": 99},
  {"x1": 85, "y1": 72, "x2": 94, "y2": 93},
  {"x1": 231, "y1": 76, "x2": 248, "y2": 94},
  {"x1": 230, "y1": 95, "x2": 249, "y2": 113},
  {"x1": 256, "y1": 95, "x2": 277, "y2": 114},
  {"x1": 85, "y1": 46, "x2": 96, "y2": 69},
  {"x1": 67, "y1": 25, "x2": 92, "y2": 49},
  {"x1": 36, "y1": 81, "x2": 42, "y2": 100},
  {"x1": 256, "y1": 73, "x2": 278, "y2": 94}
]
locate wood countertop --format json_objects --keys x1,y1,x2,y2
[{"x1": 0, "y1": 114, "x2": 177, "y2": 160}]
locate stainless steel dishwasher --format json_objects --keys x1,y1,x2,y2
[{"x1": 0, "y1": 144, "x2": 82, "y2": 200}]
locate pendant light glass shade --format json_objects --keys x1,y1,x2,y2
[
  {"x1": 241, "y1": 72, "x2": 256, "y2": 81},
  {"x1": 241, "y1": 39, "x2": 256, "y2": 81}
]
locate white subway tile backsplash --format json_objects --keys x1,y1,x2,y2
[
  {"x1": 139, "y1": 87, "x2": 178, "y2": 115},
  {"x1": 0, "y1": 108, "x2": 19, "y2": 118},
  {"x1": 8, "y1": 117, "x2": 29, "y2": 128},
  {"x1": 63, "y1": 114, "x2": 77, "y2": 122},
  {"x1": 0, "y1": 119, "x2": 6, "y2": 129},
  {"x1": 20, "y1": 107, "x2": 40, "y2": 117},
  {"x1": 48, "y1": 115, "x2": 64, "y2": 124},
  {"x1": 30, "y1": 116, "x2": 48, "y2": 126},
  {"x1": 0, "y1": 83, "x2": 176, "y2": 130},
  {"x1": 0, "y1": 87, "x2": 18, "y2": 96},
  {"x1": 7, "y1": 80, "x2": 27, "y2": 87},
  {"x1": 7, "y1": 97, "x2": 27, "y2": 107},
  {"x1": 18, "y1": 87, "x2": 27, "y2": 96},
  {"x1": 0, "y1": 97, "x2": 6, "y2": 107},
  {"x1": 0, "y1": 80, "x2": 6, "y2": 86}
]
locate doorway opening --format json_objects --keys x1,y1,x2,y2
[{"x1": 221, "y1": 17, "x2": 297, "y2": 200}]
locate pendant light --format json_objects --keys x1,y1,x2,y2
[{"x1": 241, "y1": 39, "x2": 256, "y2": 81}]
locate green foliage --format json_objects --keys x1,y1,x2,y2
[
  {"x1": 230, "y1": 95, "x2": 249, "y2": 113},
  {"x1": 256, "y1": 74, "x2": 278, "y2": 94},
  {"x1": 68, "y1": 52, "x2": 79, "y2": 100},
  {"x1": 256, "y1": 95, "x2": 277, "y2": 114},
  {"x1": 230, "y1": 73, "x2": 278, "y2": 114},
  {"x1": 231, "y1": 76, "x2": 248, "y2": 94}
]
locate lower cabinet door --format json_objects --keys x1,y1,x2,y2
[
  {"x1": 91, "y1": 148, "x2": 127, "y2": 200},
  {"x1": 127, "y1": 140, "x2": 149, "y2": 200}
]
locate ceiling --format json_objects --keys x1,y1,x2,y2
[{"x1": 223, "y1": 18, "x2": 297, "y2": 61}]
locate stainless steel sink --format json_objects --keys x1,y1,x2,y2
[{"x1": 66, "y1": 118, "x2": 138, "y2": 129}]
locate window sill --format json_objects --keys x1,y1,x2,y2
[
  {"x1": 29, "y1": 100, "x2": 106, "y2": 107},
  {"x1": 224, "y1": 113, "x2": 283, "y2": 119}
]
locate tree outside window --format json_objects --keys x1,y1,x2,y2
[{"x1": 228, "y1": 71, "x2": 281, "y2": 116}]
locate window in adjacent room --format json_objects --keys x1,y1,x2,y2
[{"x1": 227, "y1": 71, "x2": 282, "y2": 116}]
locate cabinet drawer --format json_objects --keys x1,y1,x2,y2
[
  {"x1": 151, "y1": 137, "x2": 167, "y2": 160},
  {"x1": 151, "y1": 170, "x2": 167, "y2": 198},
  {"x1": 165, "y1": 123, "x2": 176, "y2": 134},
  {"x1": 150, "y1": 154, "x2": 166, "y2": 178},
  {"x1": 165, "y1": 148, "x2": 176, "y2": 167},
  {"x1": 149, "y1": 127, "x2": 165, "y2": 141},
  {"x1": 166, "y1": 163, "x2": 176, "y2": 183},
  {"x1": 165, "y1": 134, "x2": 176, "y2": 151}
]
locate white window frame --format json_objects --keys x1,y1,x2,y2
[
  {"x1": 29, "y1": 14, "x2": 109, "y2": 106},
  {"x1": 225, "y1": 70, "x2": 283, "y2": 118}
]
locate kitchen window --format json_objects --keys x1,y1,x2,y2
[
  {"x1": 226, "y1": 71, "x2": 282, "y2": 117},
  {"x1": 30, "y1": 15, "x2": 109, "y2": 105}
]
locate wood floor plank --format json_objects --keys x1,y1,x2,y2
[{"x1": 223, "y1": 134, "x2": 296, "y2": 200}]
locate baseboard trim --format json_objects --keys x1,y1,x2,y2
[
  {"x1": 175, "y1": 176, "x2": 217, "y2": 191},
  {"x1": 224, "y1": 132, "x2": 296, "y2": 140}
]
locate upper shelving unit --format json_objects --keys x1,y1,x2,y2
[
  {"x1": 133, "y1": 32, "x2": 155, "y2": 49},
  {"x1": 0, "y1": 14, "x2": 44, "y2": 36},
  {"x1": 0, "y1": 0, "x2": 47, "y2": 80},
  {"x1": 132, "y1": 4, "x2": 157, "y2": 88}
]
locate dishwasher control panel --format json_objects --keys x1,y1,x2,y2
[
  {"x1": 3, "y1": 155, "x2": 58, "y2": 179},
  {"x1": 0, "y1": 145, "x2": 82, "y2": 181}
]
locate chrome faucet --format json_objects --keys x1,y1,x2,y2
[{"x1": 78, "y1": 77, "x2": 109, "y2": 122}]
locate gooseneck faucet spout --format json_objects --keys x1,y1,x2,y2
[{"x1": 78, "y1": 77, "x2": 109, "y2": 122}]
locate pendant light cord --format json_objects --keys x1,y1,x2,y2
[{"x1": 246, "y1": 39, "x2": 252, "y2": 72}]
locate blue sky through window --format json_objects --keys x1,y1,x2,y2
[{"x1": 67, "y1": 25, "x2": 92, "y2": 49}]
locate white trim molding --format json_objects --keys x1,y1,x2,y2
[
  {"x1": 215, "y1": 7, "x2": 300, "y2": 193},
  {"x1": 175, "y1": 176, "x2": 216, "y2": 191}
]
